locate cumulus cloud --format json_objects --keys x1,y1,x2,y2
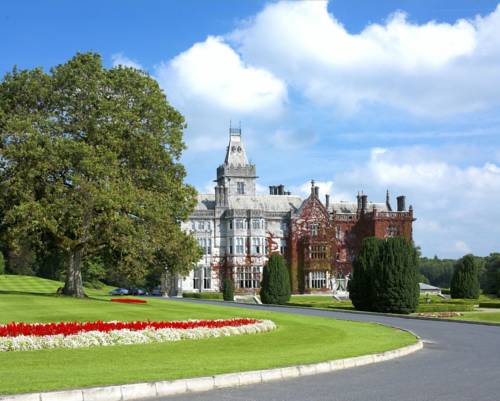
[
  {"x1": 155, "y1": 36, "x2": 286, "y2": 115},
  {"x1": 154, "y1": 36, "x2": 287, "y2": 152},
  {"x1": 230, "y1": 1, "x2": 500, "y2": 116},
  {"x1": 111, "y1": 53, "x2": 144, "y2": 70},
  {"x1": 330, "y1": 146, "x2": 500, "y2": 257}
]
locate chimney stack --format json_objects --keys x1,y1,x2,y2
[
  {"x1": 361, "y1": 194, "x2": 368, "y2": 212},
  {"x1": 325, "y1": 194, "x2": 330, "y2": 210},
  {"x1": 278, "y1": 184, "x2": 284, "y2": 195},
  {"x1": 314, "y1": 186, "x2": 319, "y2": 197},
  {"x1": 397, "y1": 195, "x2": 406, "y2": 211}
]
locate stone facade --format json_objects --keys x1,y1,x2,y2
[{"x1": 175, "y1": 129, "x2": 415, "y2": 295}]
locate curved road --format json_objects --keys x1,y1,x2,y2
[{"x1": 161, "y1": 300, "x2": 500, "y2": 401}]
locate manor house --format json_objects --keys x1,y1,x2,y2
[{"x1": 176, "y1": 128, "x2": 415, "y2": 295}]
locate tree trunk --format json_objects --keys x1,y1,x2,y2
[{"x1": 62, "y1": 247, "x2": 85, "y2": 297}]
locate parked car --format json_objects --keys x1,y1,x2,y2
[
  {"x1": 129, "y1": 287, "x2": 148, "y2": 296},
  {"x1": 109, "y1": 288, "x2": 129, "y2": 296},
  {"x1": 150, "y1": 286, "x2": 163, "y2": 296}
]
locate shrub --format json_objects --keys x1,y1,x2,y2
[
  {"x1": 348, "y1": 237, "x2": 380, "y2": 311},
  {"x1": 349, "y1": 237, "x2": 419, "y2": 314},
  {"x1": 183, "y1": 292, "x2": 223, "y2": 300},
  {"x1": 222, "y1": 278, "x2": 234, "y2": 301},
  {"x1": 0, "y1": 252, "x2": 4, "y2": 275},
  {"x1": 478, "y1": 302, "x2": 500, "y2": 309},
  {"x1": 450, "y1": 254, "x2": 480, "y2": 299},
  {"x1": 260, "y1": 254, "x2": 291, "y2": 305}
]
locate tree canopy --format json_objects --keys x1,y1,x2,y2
[
  {"x1": 0, "y1": 53, "x2": 202, "y2": 296},
  {"x1": 450, "y1": 254, "x2": 480, "y2": 299}
]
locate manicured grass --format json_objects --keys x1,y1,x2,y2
[
  {"x1": 453, "y1": 311, "x2": 500, "y2": 323},
  {"x1": 0, "y1": 290, "x2": 416, "y2": 395},
  {"x1": 0, "y1": 274, "x2": 114, "y2": 297}
]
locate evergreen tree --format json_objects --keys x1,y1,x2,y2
[
  {"x1": 350, "y1": 237, "x2": 419, "y2": 314},
  {"x1": 0, "y1": 251, "x2": 4, "y2": 274},
  {"x1": 483, "y1": 253, "x2": 500, "y2": 296},
  {"x1": 260, "y1": 254, "x2": 291, "y2": 304},
  {"x1": 348, "y1": 237, "x2": 381, "y2": 310},
  {"x1": 0, "y1": 53, "x2": 202, "y2": 297},
  {"x1": 222, "y1": 277, "x2": 234, "y2": 301},
  {"x1": 372, "y1": 237, "x2": 419, "y2": 314},
  {"x1": 450, "y1": 254, "x2": 480, "y2": 299}
]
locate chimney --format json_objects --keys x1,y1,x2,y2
[
  {"x1": 310, "y1": 179, "x2": 315, "y2": 196},
  {"x1": 357, "y1": 192, "x2": 362, "y2": 212},
  {"x1": 361, "y1": 194, "x2": 368, "y2": 212},
  {"x1": 278, "y1": 184, "x2": 284, "y2": 195},
  {"x1": 397, "y1": 195, "x2": 406, "y2": 211},
  {"x1": 269, "y1": 186, "x2": 274, "y2": 195},
  {"x1": 386, "y1": 190, "x2": 393, "y2": 211},
  {"x1": 325, "y1": 194, "x2": 330, "y2": 210},
  {"x1": 314, "y1": 186, "x2": 319, "y2": 197}
]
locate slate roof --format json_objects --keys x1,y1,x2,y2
[
  {"x1": 328, "y1": 201, "x2": 389, "y2": 214},
  {"x1": 194, "y1": 194, "x2": 303, "y2": 212}
]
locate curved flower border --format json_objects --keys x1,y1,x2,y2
[{"x1": 0, "y1": 319, "x2": 277, "y2": 352}]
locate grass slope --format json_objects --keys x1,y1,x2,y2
[
  {"x1": 0, "y1": 278, "x2": 416, "y2": 395},
  {"x1": 0, "y1": 274, "x2": 114, "y2": 297}
]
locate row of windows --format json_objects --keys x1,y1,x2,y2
[
  {"x1": 191, "y1": 221, "x2": 212, "y2": 231},
  {"x1": 193, "y1": 267, "x2": 329, "y2": 291},
  {"x1": 198, "y1": 238, "x2": 212, "y2": 255},
  {"x1": 229, "y1": 219, "x2": 266, "y2": 230},
  {"x1": 235, "y1": 266, "x2": 261, "y2": 289}
]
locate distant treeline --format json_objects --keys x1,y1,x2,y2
[{"x1": 419, "y1": 253, "x2": 500, "y2": 295}]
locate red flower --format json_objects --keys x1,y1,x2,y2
[
  {"x1": 0, "y1": 319, "x2": 259, "y2": 338},
  {"x1": 111, "y1": 298, "x2": 147, "y2": 304}
]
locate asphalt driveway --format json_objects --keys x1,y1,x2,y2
[{"x1": 158, "y1": 299, "x2": 500, "y2": 401}]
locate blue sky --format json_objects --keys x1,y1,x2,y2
[{"x1": 2, "y1": 1, "x2": 500, "y2": 258}]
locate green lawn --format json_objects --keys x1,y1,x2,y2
[
  {"x1": 0, "y1": 274, "x2": 114, "y2": 297},
  {"x1": 453, "y1": 311, "x2": 500, "y2": 323},
  {"x1": 0, "y1": 276, "x2": 416, "y2": 395}
]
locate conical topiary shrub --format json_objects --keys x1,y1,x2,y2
[
  {"x1": 260, "y1": 254, "x2": 291, "y2": 304},
  {"x1": 450, "y1": 254, "x2": 480, "y2": 299},
  {"x1": 222, "y1": 277, "x2": 234, "y2": 301}
]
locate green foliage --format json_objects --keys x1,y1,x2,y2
[
  {"x1": 222, "y1": 277, "x2": 234, "y2": 301},
  {"x1": 349, "y1": 237, "x2": 419, "y2": 314},
  {"x1": 348, "y1": 237, "x2": 380, "y2": 311},
  {"x1": 450, "y1": 254, "x2": 480, "y2": 299},
  {"x1": 418, "y1": 256, "x2": 455, "y2": 288},
  {"x1": 478, "y1": 301, "x2": 500, "y2": 308},
  {"x1": 260, "y1": 254, "x2": 291, "y2": 305},
  {"x1": 416, "y1": 303, "x2": 474, "y2": 313},
  {"x1": 0, "y1": 53, "x2": 201, "y2": 297},
  {"x1": 0, "y1": 251, "x2": 4, "y2": 274},
  {"x1": 182, "y1": 292, "x2": 222, "y2": 300},
  {"x1": 483, "y1": 253, "x2": 500, "y2": 296}
]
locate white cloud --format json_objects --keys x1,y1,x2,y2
[
  {"x1": 155, "y1": 36, "x2": 286, "y2": 116},
  {"x1": 331, "y1": 146, "x2": 500, "y2": 257},
  {"x1": 231, "y1": 1, "x2": 500, "y2": 116},
  {"x1": 111, "y1": 53, "x2": 144, "y2": 70}
]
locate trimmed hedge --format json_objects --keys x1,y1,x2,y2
[
  {"x1": 349, "y1": 237, "x2": 419, "y2": 314},
  {"x1": 222, "y1": 278, "x2": 234, "y2": 301},
  {"x1": 260, "y1": 254, "x2": 291, "y2": 305},
  {"x1": 417, "y1": 303, "x2": 474, "y2": 313},
  {"x1": 450, "y1": 254, "x2": 480, "y2": 299},
  {"x1": 478, "y1": 302, "x2": 500, "y2": 309},
  {"x1": 182, "y1": 292, "x2": 223, "y2": 300}
]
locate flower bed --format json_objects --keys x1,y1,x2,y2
[
  {"x1": 111, "y1": 298, "x2": 147, "y2": 304},
  {"x1": 0, "y1": 318, "x2": 276, "y2": 352}
]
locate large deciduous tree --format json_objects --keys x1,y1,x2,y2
[{"x1": 0, "y1": 53, "x2": 202, "y2": 297}]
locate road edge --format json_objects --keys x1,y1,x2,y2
[{"x1": 0, "y1": 339, "x2": 423, "y2": 401}]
